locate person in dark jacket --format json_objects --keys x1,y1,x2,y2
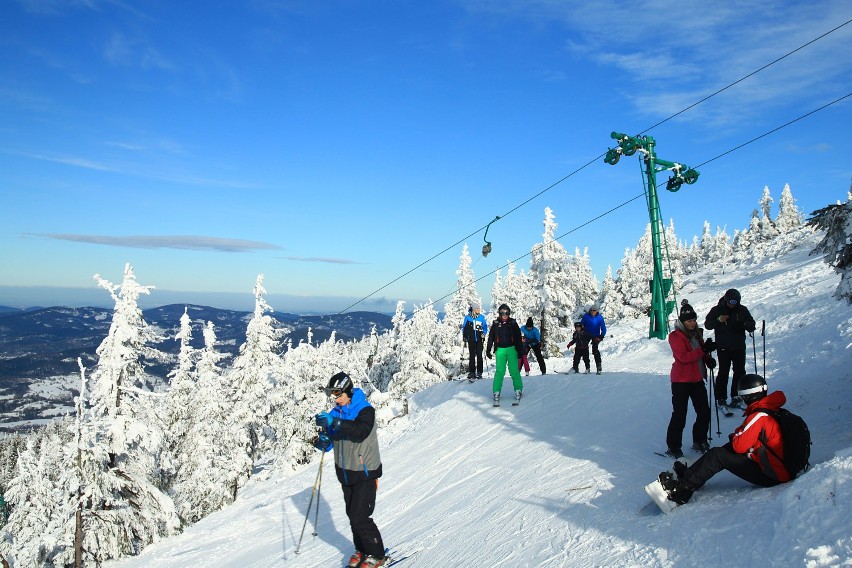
[
  {"x1": 461, "y1": 303, "x2": 488, "y2": 379},
  {"x1": 581, "y1": 304, "x2": 607, "y2": 374},
  {"x1": 521, "y1": 317, "x2": 546, "y2": 375},
  {"x1": 566, "y1": 321, "x2": 592, "y2": 374},
  {"x1": 664, "y1": 300, "x2": 715, "y2": 459},
  {"x1": 704, "y1": 288, "x2": 756, "y2": 409},
  {"x1": 660, "y1": 374, "x2": 792, "y2": 506},
  {"x1": 485, "y1": 304, "x2": 524, "y2": 405},
  {"x1": 315, "y1": 372, "x2": 388, "y2": 568}
]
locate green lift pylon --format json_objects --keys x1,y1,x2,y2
[{"x1": 605, "y1": 132, "x2": 700, "y2": 339}]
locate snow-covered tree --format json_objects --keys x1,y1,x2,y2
[
  {"x1": 443, "y1": 244, "x2": 480, "y2": 330},
  {"x1": 776, "y1": 183, "x2": 803, "y2": 233},
  {"x1": 759, "y1": 186, "x2": 780, "y2": 240},
  {"x1": 598, "y1": 265, "x2": 628, "y2": 321},
  {"x1": 388, "y1": 302, "x2": 447, "y2": 396},
  {"x1": 528, "y1": 208, "x2": 573, "y2": 355},
  {"x1": 228, "y1": 275, "x2": 283, "y2": 465},
  {"x1": 162, "y1": 308, "x2": 197, "y2": 490},
  {"x1": 171, "y1": 321, "x2": 248, "y2": 523},
  {"x1": 808, "y1": 186, "x2": 852, "y2": 303},
  {"x1": 571, "y1": 247, "x2": 600, "y2": 319}
]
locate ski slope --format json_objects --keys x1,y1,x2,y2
[{"x1": 110, "y1": 233, "x2": 852, "y2": 567}]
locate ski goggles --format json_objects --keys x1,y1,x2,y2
[
  {"x1": 499, "y1": 309, "x2": 510, "y2": 316},
  {"x1": 325, "y1": 388, "x2": 345, "y2": 397},
  {"x1": 727, "y1": 299, "x2": 738, "y2": 305}
]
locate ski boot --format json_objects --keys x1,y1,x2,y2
[
  {"x1": 359, "y1": 555, "x2": 389, "y2": 568},
  {"x1": 493, "y1": 392, "x2": 500, "y2": 407},
  {"x1": 347, "y1": 551, "x2": 363, "y2": 568},
  {"x1": 512, "y1": 390, "x2": 523, "y2": 406},
  {"x1": 690, "y1": 441, "x2": 710, "y2": 454},
  {"x1": 572, "y1": 367, "x2": 579, "y2": 374},
  {"x1": 664, "y1": 448, "x2": 684, "y2": 459}
]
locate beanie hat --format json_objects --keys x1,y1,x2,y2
[
  {"x1": 471, "y1": 301, "x2": 481, "y2": 310},
  {"x1": 724, "y1": 288, "x2": 741, "y2": 305},
  {"x1": 588, "y1": 304, "x2": 599, "y2": 313},
  {"x1": 525, "y1": 317, "x2": 534, "y2": 328},
  {"x1": 679, "y1": 299, "x2": 698, "y2": 323}
]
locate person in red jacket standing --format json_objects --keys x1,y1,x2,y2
[
  {"x1": 661, "y1": 373, "x2": 792, "y2": 505},
  {"x1": 663, "y1": 300, "x2": 716, "y2": 459}
]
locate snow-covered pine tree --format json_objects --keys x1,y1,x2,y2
[
  {"x1": 808, "y1": 186, "x2": 852, "y2": 303},
  {"x1": 614, "y1": 225, "x2": 653, "y2": 318},
  {"x1": 162, "y1": 308, "x2": 197, "y2": 491},
  {"x1": 228, "y1": 275, "x2": 283, "y2": 465},
  {"x1": 443, "y1": 244, "x2": 481, "y2": 331},
  {"x1": 776, "y1": 183, "x2": 803, "y2": 233},
  {"x1": 598, "y1": 265, "x2": 628, "y2": 321},
  {"x1": 528, "y1": 207, "x2": 573, "y2": 356},
  {"x1": 388, "y1": 301, "x2": 447, "y2": 396},
  {"x1": 170, "y1": 321, "x2": 248, "y2": 524},
  {"x1": 759, "y1": 186, "x2": 780, "y2": 240},
  {"x1": 571, "y1": 247, "x2": 600, "y2": 320}
]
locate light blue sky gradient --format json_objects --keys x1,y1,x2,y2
[{"x1": 1, "y1": 1, "x2": 850, "y2": 313}]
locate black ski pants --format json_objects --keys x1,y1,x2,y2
[
  {"x1": 591, "y1": 340, "x2": 602, "y2": 371},
  {"x1": 527, "y1": 343, "x2": 546, "y2": 374},
  {"x1": 682, "y1": 443, "x2": 780, "y2": 490},
  {"x1": 572, "y1": 348, "x2": 590, "y2": 371},
  {"x1": 342, "y1": 479, "x2": 385, "y2": 558},
  {"x1": 715, "y1": 348, "x2": 747, "y2": 401},
  {"x1": 467, "y1": 339, "x2": 484, "y2": 376},
  {"x1": 666, "y1": 381, "x2": 710, "y2": 451}
]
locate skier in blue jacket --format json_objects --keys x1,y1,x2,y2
[
  {"x1": 315, "y1": 372, "x2": 387, "y2": 568},
  {"x1": 581, "y1": 304, "x2": 607, "y2": 375},
  {"x1": 521, "y1": 317, "x2": 546, "y2": 375},
  {"x1": 461, "y1": 303, "x2": 488, "y2": 379}
]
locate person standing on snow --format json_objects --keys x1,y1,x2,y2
[
  {"x1": 663, "y1": 300, "x2": 715, "y2": 459},
  {"x1": 704, "y1": 288, "x2": 756, "y2": 409},
  {"x1": 659, "y1": 374, "x2": 793, "y2": 506},
  {"x1": 485, "y1": 304, "x2": 524, "y2": 406},
  {"x1": 521, "y1": 317, "x2": 546, "y2": 375},
  {"x1": 581, "y1": 304, "x2": 607, "y2": 375},
  {"x1": 462, "y1": 303, "x2": 488, "y2": 379},
  {"x1": 315, "y1": 372, "x2": 388, "y2": 568},
  {"x1": 566, "y1": 321, "x2": 593, "y2": 374}
]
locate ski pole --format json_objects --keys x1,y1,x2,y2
[
  {"x1": 751, "y1": 330, "x2": 758, "y2": 375},
  {"x1": 706, "y1": 365, "x2": 713, "y2": 443},
  {"x1": 761, "y1": 320, "x2": 766, "y2": 378},
  {"x1": 710, "y1": 368, "x2": 721, "y2": 437},
  {"x1": 296, "y1": 449, "x2": 325, "y2": 554},
  {"x1": 312, "y1": 451, "x2": 324, "y2": 537}
]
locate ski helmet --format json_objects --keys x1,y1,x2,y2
[
  {"x1": 325, "y1": 371, "x2": 353, "y2": 397},
  {"x1": 737, "y1": 373, "x2": 768, "y2": 405},
  {"x1": 497, "y1": 304, "x2": 511, "y2": 316}
]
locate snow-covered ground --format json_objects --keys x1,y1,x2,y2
[{"x1": 109, "y1": 233, "x2": 852, "y2": 567}]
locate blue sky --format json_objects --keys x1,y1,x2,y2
[{"x1": 1, "y1": 1, "x2": 850, "y2": 313}]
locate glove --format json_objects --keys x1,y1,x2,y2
[
  {"x1": 314, "y1": 432, "x2": 333, "y2": 452},
  {"x1": 315, "y1": 412, "x2": 339, "y2": 432},
  {"x1": 703, "y1": 338, "x2": 716, "y2": 353},
  {"x1": 485, "y1": 351, "x2": 493, "y2": 359},
  {"x1": 705, "y1": 357, "x2": 716, "y2": 370}
]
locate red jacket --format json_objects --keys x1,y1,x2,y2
[
  {"x1": 731, "y1": 391, "x2": 792, "y2": 483},
  {"x1": 668, "y1": 323, "x2": 710, "y2": 383}
]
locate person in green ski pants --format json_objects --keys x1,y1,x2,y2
[{"x1": 485, "y1": 303, "x2": 525, "y2": 405}]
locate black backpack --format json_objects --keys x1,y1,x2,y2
[{"x1": 762, "y1": 408, "x2": 811, "y2": 477}]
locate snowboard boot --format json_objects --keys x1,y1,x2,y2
[
  {"x1": 347, "y1": 551, "x2": 364, "y2": 568},
  {"x1": 493, "y1": 392, "x2": 500, "y2": 407},
  {"x1": 359, "y1": 555, "x2": 389, "y2": 568},
  {"x1": 658, "y1": 471, "x2": 678, "y2": 492},
  {"x1": 673, "y1": 459, "x2": 689, "y2": 481},
  {"x1": 667, "y1": 481, "x2": 694, "y2": 505}
]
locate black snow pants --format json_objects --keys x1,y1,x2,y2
[
  {"x1": 715, "y1": 348, "x2": 747, "y2": 401},
  {"x1": 342, "y1": 479, "x2": 385, "y2": 558},
  {"x1": 666, "y1": 381, "x2": 710, "y2": 451},
  {"x1": 682, "y1": 443, "x2": 780, "y2": 490}
]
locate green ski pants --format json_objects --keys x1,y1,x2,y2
[{"x1": 493, "y1": 346, "x2": 524, "y2": 393}]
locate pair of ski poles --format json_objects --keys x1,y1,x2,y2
[
  {"x1": 295, "y1": 442, "x2": 326, "y2": 554},
  {"x1": 751, "y1": 320, "x2": 766, "y2": 376}
]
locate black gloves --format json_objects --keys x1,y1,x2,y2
[
  {"x1": 705, "y1": 357, "x2": 717, "y2": 370},
  {"x1": 703, "y1": 338, "x2": 716, "y2": 354}
]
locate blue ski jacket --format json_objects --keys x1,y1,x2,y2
[
  {"x1": 462, "y1": 313, "x2": 488, "y2": 343},
  {"x1": 521, "y1": 325, "x2": 541, "y2": 346},
  {"x1": 581, "y1": 311, "x2": 607, "y2": 339},
  {"x1": 327, "y1": 388, "x2": 383, "y2": 485}
]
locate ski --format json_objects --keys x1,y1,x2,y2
[
  {"x1": 386, "y1": 550, "x2": 420, "y2": 566},
  {"x1": 654, "y1": 451, "x2": 682, "y2": 459},
  {"x1": 716, "y1": 402, "x2": 734, "y2": 417}
]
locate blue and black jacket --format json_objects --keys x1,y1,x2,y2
[{"x1": 327, "y1": 388, "x2": 383, "y2": 486}]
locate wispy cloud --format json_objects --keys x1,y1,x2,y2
[
  {"x1": 28, "y1": 233, "x2": 281, "y2": 253},
  {"x1": 282, "y1": 256, "x2": 366, "y2": 265},
  {"x1": 103, "y1": 31, "x2": 176, "y2": 71}
]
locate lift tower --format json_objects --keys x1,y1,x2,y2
[{"x1": 605, "y1": 132, "x2": 700, "y2": 339}]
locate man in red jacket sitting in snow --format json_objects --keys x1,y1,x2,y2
[{"x1": 662, "y1": 373, "x2": 792, "y2": 505}]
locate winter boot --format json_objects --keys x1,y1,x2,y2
[
  {"x1": 359, "y1": 555, "x2": 389, "y2": 568},
  {"x1": 493, "y1": 392, "x2": 500, "y2": 407},
  {"x1": 585, "y1": 368, "x2": 591, "y2": 374},
  {"x1": 476, "y1": 372, "x2": 482, "y2": 379},
  {"x1": 664, "y1": 448, "x2": 684, "y2": 459},
  {"x1": 573, "y1": 367, "x2": 579, "y2": 374},
  {"x1": 347, "y1": 551, "x2": 364, "y2": 568}
]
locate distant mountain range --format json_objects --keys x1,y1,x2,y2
[{"x1": 0, "y1": 304, "x2": 392, "y2": 432}]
